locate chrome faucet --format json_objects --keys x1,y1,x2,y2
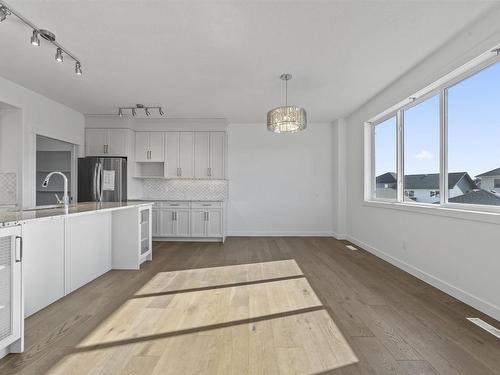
[{"x1": 42, "y1": 172, "x2": 70, "y2": 207}]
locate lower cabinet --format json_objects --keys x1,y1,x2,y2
[
  {"x1": 153, "y1": 201, "x2": 224, "y2": 240},
  {"x1": 191, "y1": 209, "x2": 223, "y2": 237},
  {"x1": 159, "y1": 209, "x2": 190, "y2": 237}
]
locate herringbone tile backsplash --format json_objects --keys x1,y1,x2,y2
[{"x1": 142, "y1": 179, "x2": 228, "y2": 201}]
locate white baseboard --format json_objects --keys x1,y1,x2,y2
[
  {"x1": 346, "y1": 235, "x2": 500, "y2": 321},
  {"x1": 226, "y1": 231, "x2": 335, "y2": 237}
]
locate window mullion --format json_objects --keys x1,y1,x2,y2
[
  {"x1": 440, "y1": 89, "x2": 448, "y2": 205},
  {"x1": 397, "y1": 110, "x2": 404, "y2": 202}
]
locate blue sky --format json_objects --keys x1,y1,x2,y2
[{"x1": 375, "y1": 61, "x2": 500, "y2": 179}]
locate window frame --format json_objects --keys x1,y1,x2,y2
[{"x1": 365, "y1": 46, "x2": 500, "y2": 214}]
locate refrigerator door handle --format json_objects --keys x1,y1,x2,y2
[
  {"x1": 97, "y1": 163, "x2": 103, "y2": 202},
  {"x1": 91, "y1": 162, "x2": 98, "y2": 201}
]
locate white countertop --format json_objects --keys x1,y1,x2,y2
[{"x1": 0, "y1": 201, "x2": 154, "y2": 227}]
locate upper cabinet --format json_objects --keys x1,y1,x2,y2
[
  {"x1": 85, "y1": 129, "x2": 129, "y2": 157},
  {"x1": 135, "y1": 132, "x2": 164, "y2": 162},
  {"x1": 165, "y1": 132, "x2": 194, "y2": 179},
  {"x1": 194, "y1": 132, "x2": 225, "y2": 179}
]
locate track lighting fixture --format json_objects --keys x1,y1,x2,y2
[
  {"x1": 117, "y1": 104, "x2": 166, "y2": 117},
  {"x1": 0, "y1": 5, "x2": 9, "y2": 22},
  {"x1": 75, "y1": 61, "x2": 82, "y2": 75},
  {"x1": 0, "y1": 1, "x2": 83, "y2": 75},
  {"x1": 55, "y1": 47, "x2": 63, "y2": 62},
  {"x1": 30, "y1": 30, "x2": 40, "y2": 46}
]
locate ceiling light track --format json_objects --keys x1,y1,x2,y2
[
  {"x1": 118, "y1": 104, "x2": 165, "y2": 117},
  {"x1": 0, "y1": 0, "x2": 83, "y2": 75}
]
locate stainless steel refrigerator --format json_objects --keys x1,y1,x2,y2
[{"x1": 78, "y1": 157, "x2": 127, "y2": 202}]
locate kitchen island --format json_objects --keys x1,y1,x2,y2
[{"x1": 0, "y1": 201, "x2": 154, "y2": 319}]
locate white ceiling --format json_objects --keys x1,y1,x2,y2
[{"x1": 0, "y1": 0, "x2": 497, "y2": 122}]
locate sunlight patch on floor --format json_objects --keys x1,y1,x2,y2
[{"x1": 46, "y1": 260, "x2": 358, "y2": 374}]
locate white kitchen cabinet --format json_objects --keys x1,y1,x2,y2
[
  {"x1": 22, "y1": 218, "x2": 65, "y2": 317},
  {"x1": 159, "y1": 209, "x2": 190, "y2": 237},
  {"x1": 207, "y1": 210, "x2": 223, "y2": 236},
  {"x1": 194, "y1": 132, "x2": 225, "y2": 179},
  {"x1": 209, "y1": 132, "x2": 225, "y2": 179},
  {"x1": 190, "y1": 209, "x2": 223, "y2": 237},
  {"x1": 164, "y1": 132, "x2": 194, "y2": 178},
  {"x1": 65, "y1": 212, "x2": 112, "y2": 294},
  {"x1": 194, "y1": 132, "x2": 210, "y2": 179},
  {"x1": 179, "y1": 133, "x2": 194, "y2": 178},
  {"x1": 0, "y1": 226, "x2": 23, "y2": 357},
  {"x1": 85, "y1": 128, "x2": 129, "y2": 157},
  {"x1": 135, "y1": 132, "x2": 164, "y2": 162}
]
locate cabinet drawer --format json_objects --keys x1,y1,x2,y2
[
  {"x1": 191, "y1": 201, "x2": 223, "y2": 209},
  {"x1": 157, "y1": 201, "x2": 190, "y2": 209}
]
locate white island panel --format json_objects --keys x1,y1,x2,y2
[{"x1": 64, "y1": 212, "x2": 112, "y2": 294}]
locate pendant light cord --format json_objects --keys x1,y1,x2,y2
[{"x1": 285, "y1": 79, "x2": 288, "y2": 107}]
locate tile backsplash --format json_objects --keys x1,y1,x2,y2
[
  {"x1": 0, "y1": 173, "x2": 17, "y2": 206},
  {"x1": 142, "y1": 179, "x2": 228, "y2": 201}
]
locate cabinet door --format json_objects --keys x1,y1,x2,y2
[
  {"x1": 165, "y1": 132, "x2": 179, "y2": 178},
  {"x1": 107, "y1": 129, "x2": 128, "y2": 156},
  {"x1": 175, "y1": 210, "x2": 191, "y2": 237},
  {"x1": 194, "y1": 132, "x2": 210, "y2": 179},
  {"x1": 85, "y1": 129, "x2": 108, "y2": 156},
  {"x1": 207, "y1": 209, "x2": 223, "y2": 237},
  {"x1": 190, "y1": 210, "x2": 206, "y2": 237},
  {"x1": 149, "y1": 132, "x2": 165, "y2": 162},
  {"x1": 179, "y1": 132, "x2": 194, "y2": 178},
  {"x1": 159, "y1": 209, "x2": 175, "y2": 236},
  {"x1": 209, "y1": 132, "x2": 225, "y2": 179},
  {"x1": 135, "y1": 132, "x2": 150, "y2": 162},
  {"x1": 23, "y1": 219, "x2": 65, "y2": 317},
  {"x1": 0, "y1": 226, "x2": 22, "y2": 351},
  {"x1": 151, "y1": 209, "x2": 160, "y2": 237}
]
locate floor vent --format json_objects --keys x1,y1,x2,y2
[
  {"x1": 346, "y1": 245, "x2": 358, "y2": 251},
  {"x1": 467, "y1": 318, "x2": 500, "y2": 339}
]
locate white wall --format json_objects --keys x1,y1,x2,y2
[
  {"x1": 343, "y1": 8, "x2": 500, "y2": 319},
  {"x1": 0, "y1": 76, "x2": 85, "y2": 207},
  {"x1": 227, "y1": 123, "x2": 333, "y2": 236}
]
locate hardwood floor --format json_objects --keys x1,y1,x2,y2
[{"x1": 1, "y1": 237, "x2": 499, "y2": 374}]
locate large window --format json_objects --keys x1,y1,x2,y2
[
  {"x1": 448, "y1": 62, "x2": 500, "y2": 205},
  {"x1": 374, "y1": 116, "x2": 397, "y2": 200},
  {"x1": 403, "y1": 95, "x2": 440, "y2": 203},
  {"x1": 367, "y1": 53, "x2": 500, "y2": 210}
]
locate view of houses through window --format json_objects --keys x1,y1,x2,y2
[{"x1": 373, "y1": 60, "x2": 500, "y2": 207}]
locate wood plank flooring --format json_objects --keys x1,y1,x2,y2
[{"x1": 1, "y1": 237, "x2": 499, "y2": 374}]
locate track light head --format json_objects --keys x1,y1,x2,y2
[
  {"x1": 30, "y1": 30, "x2": 40, "y2": 46},
  {"x1": 132, "y1": 108, "x2": 136, "y2": 116},
  {"x1": 0, "y1": 6, "x2": 9, "y2": 22},
  {"x1": 55, "y1": 47, "x2": 63, "y2": 62},
  {"x1": 145, "y1": 108, "x2": 151, "y2": 116},
  {"x1": 75, "y1": 61, "x2": 82, "y2": 75},
  {"x1": 118, "y1": 108, "x2": 123, "y2": 117},
  {"x1": 159, "y1": 107, "x2": 164, "y2": 116}
]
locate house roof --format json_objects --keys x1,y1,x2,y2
[
  {"x1": 448, "y1": 189, "x2": 500, "y2": 205},
  {"x1": 476, "y1": 167, "x2": 500, "y2": 177},
  {"x1": 403, "y1": 172, "x2": 474, "y2": 190},
  {"x1": 376, "y1": 172, "x2": 397, "y2": 184},
  {"x1": 375, "y1": 172, "x2": 476, "y2": 190}
]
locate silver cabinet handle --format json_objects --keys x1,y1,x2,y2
[
  {"x1": 15, "y1": 236, "x2": 22, "y2": 262},
  {"x1": 206, "y1": 211, "x2": 209, "y2": 221},
  {"x1": 179, "y1": 167, "x2": 182, "y2": 176},
  {"x1": 175, "y1": 212, "x2": 177, "y2": 221},
  {"x1": 171, "y1": 211, "x2": 175, "y2": 221}
]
